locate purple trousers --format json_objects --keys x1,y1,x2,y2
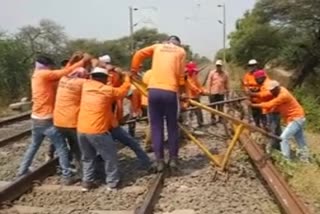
[{"x1": 148, "y1": 88, "x2": 179, "y2": 160}]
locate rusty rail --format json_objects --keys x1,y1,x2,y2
[
  {"x1": 0, "y1": 158, "x2": 58, "y2": 204},
  {"x1": 134, "y1": 172, "x2": 166, "y2": 214},
  {"x1": 0, "y1": 111, "x2": 31, "y2": 127},
  {"x1": 0, "y1": 128, "x2": 31, "y2": 148},
  {"x1": 239, "y1": 132, "x2": 310, "y2": 214}
]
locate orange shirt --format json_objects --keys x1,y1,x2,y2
[
  {"x1": 242, "y1": 71, "x2": 263, "y2": 103},
  {"x1": 254, "y1": 78, "x2": 274, "y2": 113},
  {"x1": 31, "y1": 60, "x2": 85, "y2": 119},
  {"x1": 108, "y1": 70, "x2": 122, "y2": 87},
  {"x1": 77, "y1": 78, "x2": 130, "y2": 134},
  {"x1": 185, "y1": 74, "x2": 203, "y2": 98},
  {"x1": 131, "y1": 43, "x2": 186, "y2": 92},
  {"x1": 53, "y1": 76, "x2": 87, "y2": 128},
  {"x1": 207, "y1": 70, "x2": 229, "y2": 95},
  {"x1": 257, "y1": 87, "x2": 304, "y2": 124},
  {"x1": 128, "y1": 86, "x2": 142, "y2": 117},
  {"x1": 141, "y1": 69, "x2": 152, "y2": 106}
]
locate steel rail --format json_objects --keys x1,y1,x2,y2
[{"x1": 0, "y1": 111, "x2": 31, "y2": 127}]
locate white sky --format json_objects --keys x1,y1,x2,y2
[{"x1": 0, "y1": 0, "x2": 256, "y2": 58}]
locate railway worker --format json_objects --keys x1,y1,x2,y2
[
  {"x1": 185, "y1": 61, "x2": 205, "y2": 127},
  {"x1": 106, "y1": 67, "x2": 151, "y2": 169},
  {"x1": 242, "y1": 59, "x2": 267, "y2": 127},
  {"x1": 99, "y1": 54, "x2": 112, "y2": 65},
  {"x1": 207, "y1": 59, "x2": 229, "y2": 124},
  {"x1": 17, "y1": 52, "x2": 91, "y2": 185},
  {"x1": 126, "y1": 85, "x2": 142, "y2": 137},
  {"x1": 249, "y1": 70, "x2": 281, "y2": 151},
  {"x1": 77, "y1": 67, "x2": 131, "y2": 191},
  {"x1": 141, "y1": 69, "x2": 153, "y2": 152},
  {"x1": 131, "y1": 35, "x2": 186, "y2": 172},
  {"x1": 249, "y1": 80, "x2": 309, "y2": 162},
  {"x1": 53, "y1": 67, "x2": 90, "y2": 174}
]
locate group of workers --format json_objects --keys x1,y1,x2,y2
[{"x1": 16, "y1": 35, "x2": 309, "y2": 191}]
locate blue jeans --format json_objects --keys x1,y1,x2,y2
[
  {"x1": 78, "y1": 132, "x2": 119, "y2": 188},
  {"x1": 111, "y1": 126, "x2": 151, "y2": 166},
  {"x1": 18, "y1": 119, "x2": 72, "y2": 178},
  {"x1": 267, "y1": 113, "x2": 282, "y2": 150},
  {"x1": 280, "y1": 117, "x2": 308, "y2": 159}
]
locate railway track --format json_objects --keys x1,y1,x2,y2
[{"x1": 0, "y1": 65, "x2": 312, "y2": 214}]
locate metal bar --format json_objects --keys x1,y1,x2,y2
[
  {"x1": 0, "y1": 158, "x2": 58, "y2": 204},
  {"x1": 239, "y1": 132, "x2": 311, "y2": 214},
  {"x1": 179, "y1": 124, "x2": 222, "y2": 167},
  {"x1": 134, "y1": 172, "x2": 166, "y2": 214},
  {"x1": 183, "y1": 97, "x2": 247, "y2": 112},
  {"x1": 220, "y1": 124, "x2": 244, "y2": 170},
  {"x1": 189, "y1": 99, "x2": 281, "y2": 141},
  {"x1": 0, "y1": 111, "x2": 31, "y2": 127},
  {"x1": 0, "y1": 129, "x2": 31, "y2": 148}
]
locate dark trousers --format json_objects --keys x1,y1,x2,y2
[
  {"x1": 190, "y1": 98, "x2": 204, "y2": 126},
  {"x1": 267, "y1": 113, "x2": 281, "y2": 150},
  {"x1": 251, "y1": 107, "x2": 267, "y2": 128},
  {"x1": 209, "y1": 94, "x2": 225, "y2": 122},
  {"x1": 148, "y1": 88, "x2": 179, "y2": 160}
]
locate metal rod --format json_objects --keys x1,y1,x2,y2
[
  {"x1": 129, "y1": 6, "x2": 134, "y2": 54},
  {"x1": 189, "y1": 99, "x2": 281, "y2": 140},
  {"x1": 183, "y1": 97, "x2": 247, "y2": 112}
]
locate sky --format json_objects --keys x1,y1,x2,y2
[{"x1": 0, "y1": 0, "x2": 255, "y2": 59}]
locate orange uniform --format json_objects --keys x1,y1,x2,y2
[
  {"x1": 77, "y1": 77, "x2": 130, "y2": 134},
  {"x1": 53, "y1": 76, "x2": 87, "y2": 128},
  {"x1": 242, "y1": 71, "x2": 270, "y2": 103},
  {"x1": 31, "y1": 60, "x2": 85, "y2": 119},
  {"x1": 131, "y1": 43, "x2": 186, "y2": 92},
  {"x1": 256, "y1": 87, "x2": 304, "y2": 124},
  {"x1": 254, "y1": 78, "x2": 274, "y2": 113},
  {"x1": 141, "y1": 70, "x2": 153, "y2": 106},
  {"x1": 185, "y1": 74, "x2": 203, "y2": 98},
  {"x1": 127, "y1": 85, "x2": 142, "y2": 117}
]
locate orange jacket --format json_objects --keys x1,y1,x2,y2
[
  {"x1": 127, "y1": 85, "x2": 142, "y2": 117},
  {"x1": 131, "y1": 43, "x2": 186, "y2": 92},
  {"x1": 141, "y1": 69, "x2": 153, "y2": 106},
  {"x1": 31, "y1": 60, "x2": 85, "y2": 119},
  {"x1": 185, "y1": 74, "x2": 203, "y2": 98},
  {"x1": 253, "y1": 78, "x2": 274, "y2": 113},
  {"x1": 256, "y1": 87, "x2": 304, "y2": 124},
  {"x1": 53, "y1": 76, "x2": 87, "y2": 128},
  {"x1": 77, "y1": 77, "x2": 130, "y2": 134}
]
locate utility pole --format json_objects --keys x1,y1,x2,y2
[
  {"x1": 218, "y1": 3, "x2": 226, "y2": 64},
  {"x1": 129, "y1": 6, "x2": 134, "y2": 54}
]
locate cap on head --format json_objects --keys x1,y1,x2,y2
[
  {"x1": 99, "y1": 55, "x2": 111, "y2": 64},
  {"x1": 36, "y1": 55, "x2": 55, "y2": 66},
  {"x1": 91, "y1": 67, "x2": 109, "y2": 76},
  {"x1": 168, "y1": 35, "x2": 181, "y2": 45},
  {"x1": 253, "y1": 69, "x2": 266, "y2": 78},
  {"x1": 267, "y1": 80, "x2": 280, "y2": 91},
  {"x1": 248, "y1": 59, "x2": 258, "y2": 65},
  {"x1": 216, "y1": 60, "x2": 223, "y2": 66}
]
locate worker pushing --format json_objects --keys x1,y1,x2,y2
[{"x1": 131, "y1": 35, "x2": 186, "y2": 172}]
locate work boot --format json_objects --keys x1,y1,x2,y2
[
  {"x1": 62, "y1": 175, "x2": 80, "y2": 186},
  {"x1": 81, "y1": 181, "x2": 98, "y2": 192},
  {"x1": 151, "y1": 160, "x2": 165, "y2": 173},
  {"x1": 168, "y1": 158, "x2": 179, "y2": 171}
]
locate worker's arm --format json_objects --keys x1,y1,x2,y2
[
  {"x1": 131, "y1": 45, "x2": 156, "y2": 73},
  {"x1": 255, "y1": 90, "x2": 272, "y2": 99},
  {"x1": 102, "y1": 75, "x2": 131, "y2": 99},
  {"x1": 187, "y1": 78, "x2": 202, "y2": 94},
  {"x1": 44, "y1": 59, "x2": 85, "y2": 81},
  {"x1": 252, "y1": 93, "x2": 287, "y2": 109},
  {"x1": 178, "y1": 51, "x2": 186, "y2": 94}
]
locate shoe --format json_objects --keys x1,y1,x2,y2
[
  {"x1": 168, "y1": 158, "x2": 179, "y2": 171},
  {"x1": 151, "y1": 160, "x2": 165, "y2": 173},
  {"x1": 81, "y1": 181, "x2": 98, "y2": 192},
  {"x1": 144, "y1": 144, "x2": 153, "y2": 153},
  {"x1": 62, "y1": 175, "x2": 79, "y2": 186}
]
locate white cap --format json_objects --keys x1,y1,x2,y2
[
  {"x1": 248, "y1": 59, "x2": 258, "y2": 65},
  {"x1": 266, "y1": 80, "x2": 280, "y2": 90},
  {"x1": 99, "y1": 55, "x2": 111, "y2": 64},
  {"x1": 91, "y1": 67, "x2": 108, "y2": 75},
  {"x1": 216, "y1": 60, "x2": 223, "y2": 66}
]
